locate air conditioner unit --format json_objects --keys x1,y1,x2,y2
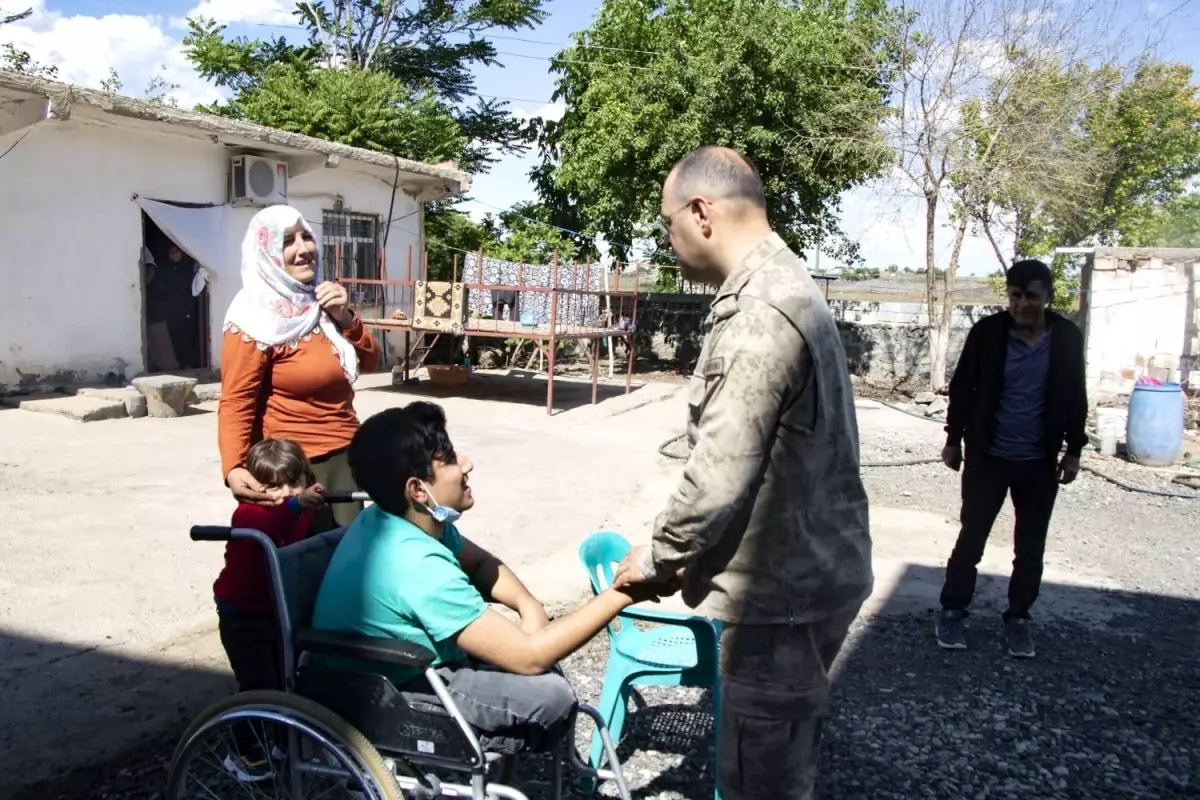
[{"x1": 230, "y1": 155, "x2": 288, "y2": 206}]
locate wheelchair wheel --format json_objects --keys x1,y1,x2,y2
[{"x1": 166, "y1": 690, "x2": 405, "y2": 799}]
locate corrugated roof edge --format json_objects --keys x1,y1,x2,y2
[{"x1": 0, "y1": 69, "x2": 472, "y2": 195}]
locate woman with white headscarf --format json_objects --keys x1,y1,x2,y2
[{"x1": 218, "y1": 205, "x2": 380, "y2": 531}]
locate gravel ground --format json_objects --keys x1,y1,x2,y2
[{"x1": 15, "y1": 403, "x2": 1200, "y2": 799}]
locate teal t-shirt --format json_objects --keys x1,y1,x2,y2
[{"x1": 311, "y1": 505, "x2": 486, "y2": 686}]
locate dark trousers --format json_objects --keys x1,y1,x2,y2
[
  {"x1": 940, "y1": 455, "x2": 1060, "y2": 621},
  {"x1": 218, "y1": 607, "x2": 282, "y2": 754},
  {"x1": 718, "y1": 609, "x2": 859, "y2": 800},
  {"x1": 310, "y1": 447, "x2": 364, "y2": 533}
]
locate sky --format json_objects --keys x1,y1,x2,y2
[{"x1": 5, "y1": 0, "x2": 1200, "y2": 275}]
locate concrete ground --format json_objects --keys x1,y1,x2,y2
[{"x1": 1, "y1": 370, "x2": 1195, "y2": 796}]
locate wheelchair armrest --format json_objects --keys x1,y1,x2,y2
[{"x1": 297, "y1": 629, "x2": 436, "y2": 670}]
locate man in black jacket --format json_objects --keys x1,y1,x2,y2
[{"x1": 936, "y1": 259, "x2": 1087, "y2": 658}]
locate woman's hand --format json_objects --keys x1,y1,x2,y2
[
  {"x1": 227, "y1": 467, "x2": 283, "y2": 506},
  {"x1": 315, "y1": 281, "x2": 353, "y2": 327}
]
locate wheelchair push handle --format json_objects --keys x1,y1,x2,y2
[
  {"x1": 190, "y1": 525, "x2": 233, "y2": 541},
  {"x1": 322, "y1": 490, "x2": 369, "y2": 503}
]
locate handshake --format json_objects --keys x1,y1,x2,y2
[{"x1": 611, "y1": 545, "x2": 684, "y2": 604}]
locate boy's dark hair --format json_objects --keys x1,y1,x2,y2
[
  {"x1": 349, "y1": 402, "x2": 457, "y2": 516},
  {"x1": 246, "y1": 438, "x2": 316, "y2": 489},
  {"x1": 1006, "y1": 259, "x2": 1054, "y2": 294}
]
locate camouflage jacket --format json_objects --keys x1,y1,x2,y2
[{"x1": 645, "y1": 233, "x2": 873, "y2": 624}]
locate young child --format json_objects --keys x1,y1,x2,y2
[{"x1": 212, "y1": 437, "x2": 324, "y2": 781}]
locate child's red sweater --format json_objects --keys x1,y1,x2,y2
[{"x1": 213, "y1": 500, "x2": 313, "y2": 612}]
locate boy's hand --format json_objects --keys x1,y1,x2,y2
[
  {"x1": 297, "y1": 483, "x2": 326, "y2": 509},
  {"x1": 615, "y1": 575, "x2": 681, "y2": 605}
]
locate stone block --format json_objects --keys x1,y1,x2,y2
[
  {"x1": 190, "y1": 383, "x2": 222, "y2": 404},
  {"x1": 132, "y1": 375, "x2": 199, "y2": 418},
  {"x1": 124, "y1": 386, "x2": 147, "y2": 418},
  {"x1": 18, "y1": 395, "x2": 127, "y2": 422},
  {"x1": 914, "y1": 391, "x2": 937, "y2": 405}
]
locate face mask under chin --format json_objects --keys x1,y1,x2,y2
[{"x1": 420, "y1": 482, "x2": 461, "y2": 525}]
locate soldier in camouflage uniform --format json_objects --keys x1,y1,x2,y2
[{"x1": 614, "y1": 146, "x2": 873, "y2": 800}]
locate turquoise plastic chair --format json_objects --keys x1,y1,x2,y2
[{"x1": 578, "y1": 531, "x2": 723, "y2": 799}]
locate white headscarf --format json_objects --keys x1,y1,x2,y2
[{"x1": 223, "y1": 205, "x2": 359, "y2": 383}]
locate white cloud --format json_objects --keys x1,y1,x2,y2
[
  {"x1": 1, "y1": 0, "x2": 223, "y2": 109},
  {"x1": 174, "y1": 0, "x2": 296, "y2": 27},
  {"x1": 834, "y1": 176, "x2": 1013, "y2": 277},
  {"x1": 513, "y1": 101, "x2": 565, "y2": 123}
]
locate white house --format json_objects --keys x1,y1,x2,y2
[{"x1": 0, "y1": 70, "x2": 470, "y2": 393}]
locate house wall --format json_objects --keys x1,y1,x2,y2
[
  {"x1": 0, "y1": 115, "x2": 421, "y2": 393},
  {"x1": 1082, "y1": 255, "x2": 1199, "y2": 397}
]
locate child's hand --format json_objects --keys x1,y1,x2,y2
[{"x1": 297, "y1": 483, "x2": 326, "y2": 509}]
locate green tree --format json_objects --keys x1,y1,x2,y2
[
  {"x1": 2, "y1": 5, "x2": 56, "y2": 77},
  {"x1": 1, "y1": 7, "x2": 31, "y2": 25},
  {"x1": 975, "y1": 61, "x2": 1200, "y2": 257},
  {"x1": 885, "y1": 0, "x2": 1175, "y2": 389},
  {"x1": 183, "y1": 0, "x2": 546, "y2": 174},
  {"x1": 973, "y1": 60, "x2": 1200, "y2": 307},
  {"x1": 1124, "y1": 193, "x2": 1200, "y2": 248},
  {"x1": 424, "y1": 202, "x2": 578, "y2": 281},
  {"x1": 534, "y1": 0, "x2": 898, "y2": 258},
  {"x1": 231, "y1": 63, "x2": 465, "y2": 160}
]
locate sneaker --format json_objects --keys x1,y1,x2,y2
[
  {"x1": 1005, "y1": 618, "x2": 1036, "y2": 658},
  {"x1": 223, "y1": 753, "x2": 274, "y2": 782},
  {"x1": 936, "y1": 609, "x2": 968, "y2": 650}
]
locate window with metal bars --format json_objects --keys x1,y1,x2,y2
[{"x1": 321, "y1": 210, "x2": 380, "y2": 291}]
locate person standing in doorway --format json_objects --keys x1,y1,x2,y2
[
  {"x1": 936, "y1": 259, "x2": 1087, "y2": 658},
  {"x1": 143, "y1": 246, "x2": 180, "y2": 372},
  {"x1": 613, "y1": 146, "x2": 872, "y2": 800},
  {"x1": 162, "y1": 245, "x2": 201, "y2": 369}
]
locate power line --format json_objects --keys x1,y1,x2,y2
[{"x1": 247, "y1": 21, "x2": 887, "y2": 75}]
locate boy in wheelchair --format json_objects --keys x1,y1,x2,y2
[{"x1": 311, "y1": 401, "x2": 674, "y2": 769}]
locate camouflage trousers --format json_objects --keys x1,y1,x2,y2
[{"x1": 718, "y1": 608, "x2": 859, "y2": 800}]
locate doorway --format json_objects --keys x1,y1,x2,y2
[{"x1": 141, "y1": 211, "x2": 211, "y2": 371}]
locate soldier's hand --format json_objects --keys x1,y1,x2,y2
[
  {"x1": 941, "y1": 445, "x2": 963, "y2": 472},
  {"x1": 613, "y1": 545, "x2": 650, "y2": 589}
]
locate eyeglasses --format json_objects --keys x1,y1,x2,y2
[{"x1": 655, "y1": 199, "x2": 694, "y2": 238}]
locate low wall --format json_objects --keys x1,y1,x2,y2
[{"x1": 635, "y1": 293, "x2": 1003, "y2": 383}]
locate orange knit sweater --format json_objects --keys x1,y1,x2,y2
[{"x1": 218, "y1": 316, "x2": 380, "y2": 478}]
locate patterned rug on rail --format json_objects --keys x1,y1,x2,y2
[
  {"x1": 412, "y1": 281, "x2": 466, "y2": 332},
  {"x1": 462, "y1": 254, "x2": 608, "y2": 329}
]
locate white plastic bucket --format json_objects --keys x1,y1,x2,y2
[{"x1": 1095, "y1": 408, "x2": 1126, "y2": 457}]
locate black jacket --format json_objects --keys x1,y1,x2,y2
[{"x1": 944, "y1": 310, "x2": 1088, "y2": 460}]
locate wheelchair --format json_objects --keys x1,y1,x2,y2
[{"x1": 166, "y1": 494, "x2": 632, "y2": 800}]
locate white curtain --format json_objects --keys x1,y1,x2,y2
[{"x1": 137, "y1": 198, "x2": 232, "y2": 280}]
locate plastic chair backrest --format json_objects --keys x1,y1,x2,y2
[
  {"x1": 578, "y1": 531, "x2": 634, "y2": 640},
  {"x1": 276, "y1": 527, "x2": 348, "y2": 642}
]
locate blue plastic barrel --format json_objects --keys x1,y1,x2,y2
[{"x1": 1126, "y1": 382, "x2": 1185, "y2": 467}]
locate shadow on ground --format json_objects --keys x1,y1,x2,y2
[
  {"x1": 1, "y1": 629, "x2": 232, "y2": 799},
  {"x1": 9, "y1": 567, "x2": 1198, "y2": 799},
  {"x1": 569, "y1": 565, "x2": 1199, "y2": 800},
  {"x1": 362, "y1": 370, "x2": 645, "y2": 413}
]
